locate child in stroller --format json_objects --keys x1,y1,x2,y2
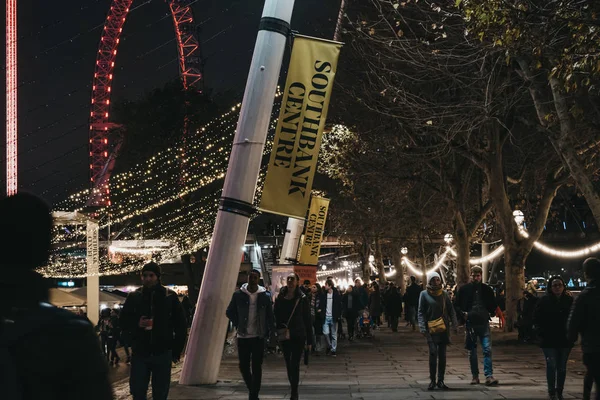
[{"x1": 358, "y1": 310, "x2": 375, "y2": 338}]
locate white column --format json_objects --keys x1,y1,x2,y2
[
  {"x1": 180, "y1": 0, "x2": 295, "y2": 385},
  {"x1": 86, "y1": 220, "x2": 100, "y2": 326},
  {"x1": 279, "y1": 217, "x2": 304, "y2": 264}
]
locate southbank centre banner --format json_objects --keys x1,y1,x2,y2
[
  {"x1": 259, "y1": 35, "x2": 342, "y2": 218},
  {"x1": 298, "y1": 196, "x2": 330, "y2": 265}
]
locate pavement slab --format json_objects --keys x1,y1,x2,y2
[{"x1": 112, "y1": 324, "x2": 595, "y2": 399}]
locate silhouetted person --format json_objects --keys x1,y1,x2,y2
[
  {"x1": 568, "y1": 258, "x2": 600, "y2": 400},
  {"x1": 0, "y1": 192, "x2": 113, "y2": 400}
]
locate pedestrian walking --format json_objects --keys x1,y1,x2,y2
[
  {"x1": 0, "y1": 192, "x2": 113, "y2": 400},
  {"x1": 404, "y1": 276, "x2": 422, "y2": 331},
  {"x1": 226, "y1": 269, "x2": 274, "y2": 400},
  {"x1": 274, "y1": 273, "x2": 313, "y2": 400},
  {"x1": 311, "y1": 283, "x2": 325, "y2": 354},
  {"x1": 369, "y1": 282, "x2": 383, "y2": 327},
  {"x1": 120, "y1": 262, "x2": 188, "y2": 400},
  {"x1": 568, "y1": 258, "x2": 600, "y2": 400},
  {"x1": 385, "y1": 282, "x2": 403, "y2": 332},
  {"x1": 342, "y1": 285, "x2": 360, "y2": 340},
  {"x1": 533, "y1": 276, "x2": 574, "y2": 400},
  {"x1": 418, "y1": 271, "x2": 458, "y2": 390},
  {"x1": 455, "y1": 266, "x2": 499, "y2": 386},
  {"x1": 320, "y1": 279, "x2": 342, "y2": 356}
]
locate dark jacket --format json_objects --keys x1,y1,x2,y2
[
  {"x1": 404, "y1": 283, "x2": 422, "y2": 307},
  {"x1": 454, "y1": 282, "x2": 497, "y2": 325},
  {"x1": 342, "y1": 291, "x2": 360, "y2": 318},
  {"x1": 274, "y1": 287, "x2": 313, "y2": 345},
  {"x1": 368, "y1": 289, "x2": 382, "y2": 317},
  {"x1": 1, "y1": 270, "x2": 113, "y2": 400},
  {"x1": 319, "y1": 289, "x2": 343, "y2": 321},
  {"x1": 120, "y1": 284, "x2": 187, "y2": 358},
  {"x1": 534, "y1": 292, "x2": 574, "y2": 348},
  {"x1": 418, "y1": 290, "x2": 458, "y2": 344},
  {"x1": 226, "y1": 284, "x2": 274, "y2": 338},
  {"x1": 384, "y1": 288, "x2": 403, "y2": 317},
  {"x1": 568, "y1": 280, "x2": 600, "y2": 354}
]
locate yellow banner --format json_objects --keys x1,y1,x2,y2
[
  {"x1": 298, "y1": 196, "x2": 330, "y2": 265},
  {"x1": 259, "y1": 36, "x2": 341, "y2": 217}
]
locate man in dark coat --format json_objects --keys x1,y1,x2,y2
[
  {"x1": 568, "y1": 258, "x2": 600, "y2": 400},
  {"x1": 404, "y1": 276, "x2": 422, "y2": 331},
  {"x1": 455, "y1": 266, "x2": 498, "y2": 386},
  {"x1": 0, "y1": 193, "x2": 113, "y2": 400},
  {"x1": 121, "y1": 262, "x2": 188, "y2": 400},
  {"x1": 226, "y1": 269, "x2": 274, "y2": 400}
]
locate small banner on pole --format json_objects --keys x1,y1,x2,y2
[
  {"x1": 298, "y1": 196, "x2": 330, "y2": 265},
  {"x1": 259, "y1": 35, "x2": 342, "y2": 217}
]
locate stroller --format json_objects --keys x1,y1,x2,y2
[{"x1": 356, "y1": 309, "x2": 375, "y2": 339}]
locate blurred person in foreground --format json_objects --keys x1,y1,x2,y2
[
  {"x1": 568, "y1": 258, "x2": 600, "y2": 400},
  {"x1": 0, "y1": 192, "x2": 113, "y2": 400}
]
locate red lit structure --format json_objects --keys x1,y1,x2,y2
[
  {"x1": 6, "y1": 0, "x2": 17, "y2": 196},
  {"x1": 88, "y1": 0, "x2": 203, "y2": 206}
]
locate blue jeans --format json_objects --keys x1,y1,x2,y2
[
  {"x1": 467, "y1": 325, "x2": 493, "y2": 378},
  {"x1": 322, "y1": 316, "x2": 338, "y2": 351},
  {"x1": 542, "y1": 348, "x2": 571, "y2": 394},
  {"x1": 130, "y1": 350, "x2": 172, "y2": 400}
]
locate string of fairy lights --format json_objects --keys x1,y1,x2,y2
[
  {"x1": 44, "y1": 90, "x2": 282, "y2": 278},
  {"x1": 44, "y1": 92, "x2": 600, "y2": 279}
]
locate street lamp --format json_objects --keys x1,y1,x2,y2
[
  {"x1": 401, "y1": 247, "x2": 408, "y2": 255},
  {"x1": 444, "y1": 233, "x2": 453, "y2": 244},
  {"x1": 513, "y1": 210, "x2": 525, "y2": 225}
]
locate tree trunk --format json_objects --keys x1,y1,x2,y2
[
  {"x1": 503, "y1": 245, "x2": 529, "y2": 333},
  {"x1": 555, "y1": 138, "x2": 600, "y2": 224},
  {"x1": 418, "y1": 235, "x2": 427, "y2": 287},
  {"x1": 360, "y1": 238, "x2": 371, "y2": 283},
  {"x1": 547, "y1": 78, "x2": 600, "y2": 227},
  {"x1": 392, "y1": 246, "x2": 405, "y2": 292},
  {"x1": 454, "y1": 211, "x2": 471, "y2": 288},
  {"x1": 375, "y1": 235, "x2": 387, "y2": 282}
]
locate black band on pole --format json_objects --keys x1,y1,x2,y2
[
  {"x1": 219, "y1": 197, "x2": 256, "y2": 218},
  {"x1": 258, "y1": 17, "x2": 291, "y2": 37}
]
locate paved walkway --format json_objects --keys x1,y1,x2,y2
[{"x1": 113, "y1": 324, "x2": 592, "y2": 399}]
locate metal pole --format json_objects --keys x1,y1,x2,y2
[
  {"x1": 180, "y1": 0, "x2": 295, "y2": 385},
  {"x1": 279, "y1": 217, "x2": 304, "y2": 264}
]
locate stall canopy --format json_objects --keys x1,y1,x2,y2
[
  {"x1": 48, "y1": 288, "x2": 86, "y2": 307},
  {"x1": 48, "y1": 288, "x2": 125, "y2": 308}
]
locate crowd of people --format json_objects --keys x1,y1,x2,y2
[
  {"x1": 227, "y1": 264, "x2": 600, "y2": 400},
  {"x1": 1, "y1": 192, "x2": 599, "y2": 400}
]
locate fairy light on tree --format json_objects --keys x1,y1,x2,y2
[{"x1": 6, "y1": 0, "x2": 17, "y2": 196}]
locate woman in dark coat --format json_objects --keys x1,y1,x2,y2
[
  {"x1": 384, "y1": 283, "x2": 403, "y2": 332},
  {"x1": 533, "y1": 276, "x2": 574, "y2": 400},
  {"x1": 342, "y1": 285, "x2": 361, "y2": 340},
  {"x1": 311, "y1": 283, "x2": 324, "y2": 353},
  {"x1": 418, "y1": 271, "x2": 458, "y2": 391},
  {"x1": 274, "y1": 273, "x2": 313, "y2": 400},
  {"x1": 368, "y1": 282, "x2": 382, "y2": 326}
]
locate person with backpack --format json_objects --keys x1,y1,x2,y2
[
  {"x1": 0, "y1": 192, "x2": 113, "y2": 400},
  {"x1": 120, "y1": 262, "x2": 188, "y2": 400}
]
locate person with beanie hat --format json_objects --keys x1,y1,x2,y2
[
  {"x1": 120, "y1": 261, "x2": 188, "y2": 400},
  {"x1": 418, "y1": 271, "x2": 458, "y2": 390},
  {"x1": 0, "y1": 192, "x2": 113, "y2": 400},
  {"x1": 455, "y1": 265, "x2": 499, "y2": 386}
]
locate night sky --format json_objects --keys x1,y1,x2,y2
[{"x1": 1, "y1": 0, "x2": 340, "y2": 205}]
